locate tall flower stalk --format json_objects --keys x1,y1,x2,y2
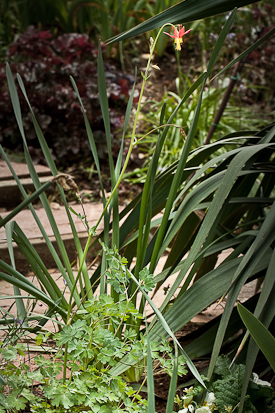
[
  {"x1": 68, "y1": 23, "x2": 192, "y2": 320},
  {"x1": 63, "y1": 23, "x2": 192, "y2": 383}
]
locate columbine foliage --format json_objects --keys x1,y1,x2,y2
[
  {"x1": 101, "y1": 241, "x2": 155, "y2": 295},
  {"x1": 0, "y1": 292, "x2": 186, "y2": 413}
]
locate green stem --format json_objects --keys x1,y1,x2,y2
[
  {"x1": 62, "y1": 23, "x2": 178, "y2": 383},
  {"x1": 136, "y1": 123, "x2": 184, "y2": 144},
  {"x1": 63, "y1": 342, "x2": 68, "y2": 384},
  {"x1": 175, "y1": 50, "x2": 183, "y2": 91},
  {"x1": 68, "y1": 24, "x2": 173, "y2": 309}
]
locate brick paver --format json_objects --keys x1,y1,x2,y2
[
  {"x1": 0, "y1": 203, "x2": 106, "y2": 272},
  {"x1": 0, "y1": 203, "x2": 104, "y2": 242}
]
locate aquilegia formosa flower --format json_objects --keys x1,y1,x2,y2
[{"x1": 164, "y1": 25, "x2": 192, "y2": 51}]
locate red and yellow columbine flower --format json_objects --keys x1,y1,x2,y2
[{"x1": 164, "y1": 25, "x2": 192, "y2": 51}]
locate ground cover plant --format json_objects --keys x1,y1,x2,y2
[
  {"x1": 0, "y1": 290, "x2": 188, "y2": 412},
  {"x1": 0, "y1": 0, "x2": 275, "y2": 412}
]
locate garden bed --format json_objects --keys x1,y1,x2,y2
[{"x1": 1, "y1": 2, "x2": 275, "y2": 412}]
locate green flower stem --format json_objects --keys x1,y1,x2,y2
[
  {"x1": 63, "y1": 342, "x2": 69, "y2": 384},
  {"x1": 92, "y1": 24, "x2": 174, "y2": 230},
  {"x1": 136, "y1": 123, "x2": 184, "y2": 144},
  {"x1": 113, "y1": 283, "x2": 140, "y2": 339},
  {"x1": 175, "y1": 49, "x2": 183, "y2": 86},
  {"x1": 67, "y1": 24, "x2": 174, "y2": 319},
  {"x1": 62, "y1": 24, "x2": 178, "y2": 383}
]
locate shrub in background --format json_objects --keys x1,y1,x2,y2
[
  {"x1": 0, "y1": 26, "x2": 136, "y2": 165},
  {"x1": 0, "y1": 0, "x2": 176, "y2": 60}
]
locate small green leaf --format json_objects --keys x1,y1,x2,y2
[
  {"x1": 36, "y1": 335, "x2": 43, "y2": 346},
  {"x1": 46, "y1": 386, "x2": 76, "y2": 409},
  {"x1": 214, "y1": 364, "x2": 246, "y2": 411},
  {"x1": 16, "y1": 346, "x2": 26, "y2": 357},
  {"x1": 21, "y1": 388, "x2": 36, "y2": 402},
  {"x1": 1, "y1": 347, "x2": 17, "y2": 361},
  {"x1": 139, "y1": 267, "x2": 155, "y2": 292},
  {"x1": 99, "y1": 294, "x2": 114, "y2": 306},
  {"x1": 14, "y1": 397, "x2": 27, "y2": 410},
  {"x1": 99, "y1": 406, "x2": 112, "y2": 413}
]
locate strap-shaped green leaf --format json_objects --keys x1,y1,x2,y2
[
  {"x1": 0, "y1": 372, "x2": 7, "y2": 386},
  {"x1": 5, "y1": 221, "x2": 27, "y2": 323},
  {"x1": 6, "y1": 65, "x2": 80, "y2": 302},
  {"x1": 0, "y1": 265, "x2": 67, "y2": 318},
  {"x1": 165, "y1": 346, "x2": 179, "y2": 413},
  {"x1": 107, "y1": 0, "x2": 259, "y2": 43},
  {"x1": 212, "y1": 27, "x2": 275, "y2": 81},
  {"x1": 208, "y1": 197, "x2": 275, "y2": 380},
  {"x1": 130, "y1": 273, "x2": 206, "y2": 388},
  {"x1": 16, "y1": 73, "x2": 90, "y2": 299},
  {"x1": 146, "y1": 322, "x2": 155, "y2": 413},
  {"x1": 238, "y1": 303, "x2": 275, "y2": 372}
]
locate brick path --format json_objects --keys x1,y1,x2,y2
[
  {"x1": 0, "y1": 160, "x2": 257, "y2": 334},
  {"x1": 0, "y1": 203, "x2": 105, "y2": 273}
]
